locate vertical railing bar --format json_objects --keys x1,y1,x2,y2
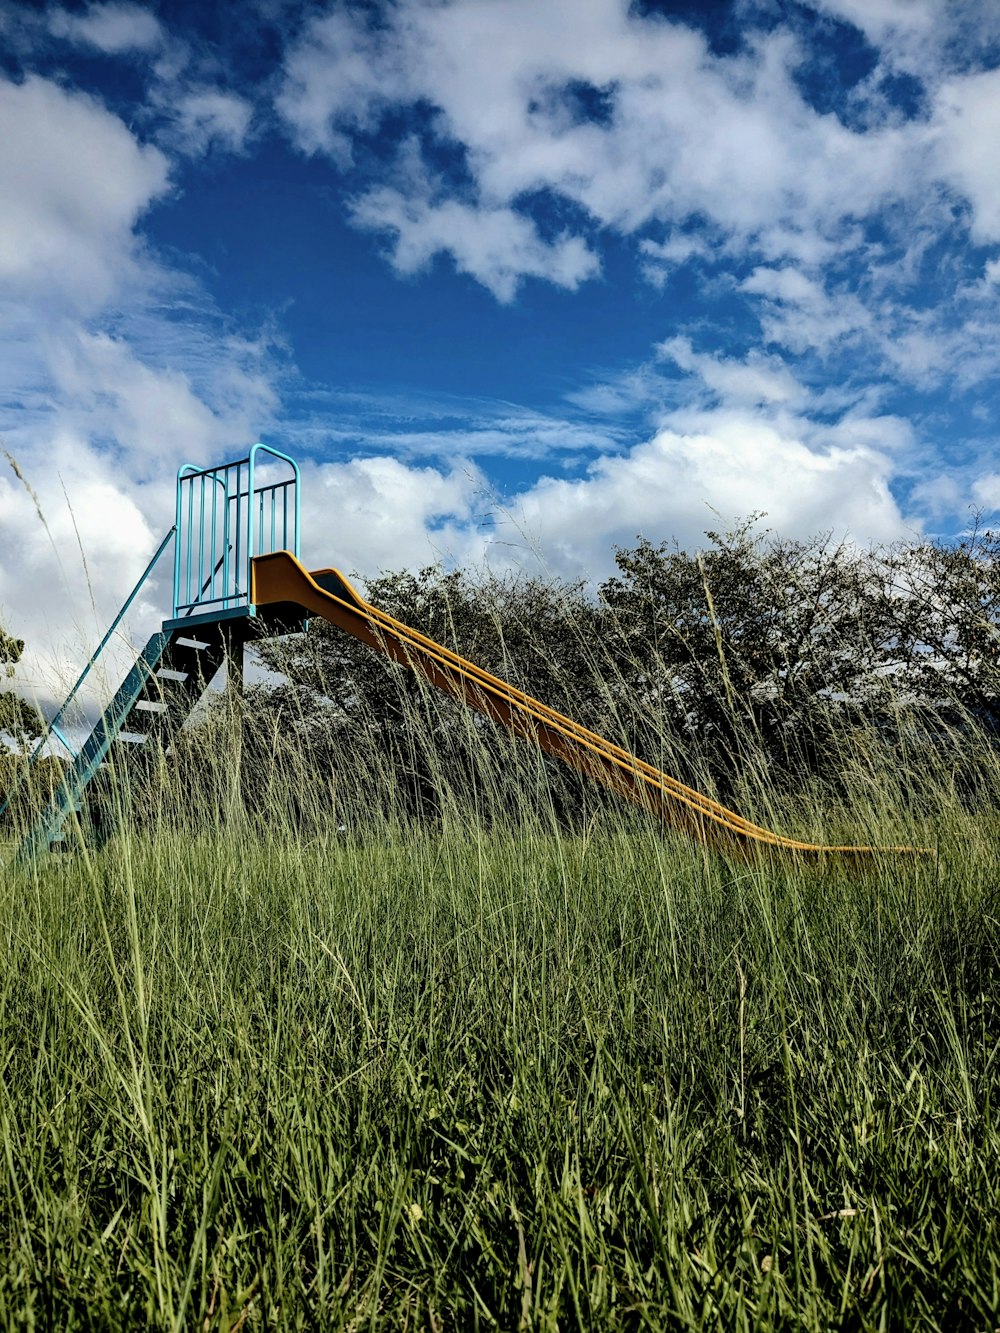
[
  {"x1": 294, "y1": 466, "x2": 300, "y2": 559},
  {"x1": 246, "y1": 452, "x2": 255, "y2": 601},
  {"x1": 180, "y1": 476, "x2": 187, "y2": 610},
  {"x1": 173, "y1": 480, "x2": 180, "y2": 618},
  {"x1": 223, "y1": 466, "x2": 232, "y2": 605},
  {"x1": 198, "y1": 474, "x2": 206, "y2": 609},
  {"x1": 246, "y1": 462, "x2": 253, "y2": 596},
  {"x1": 283, "y1": 485, "x2": 288, "y2": 551},
  {"x1": 210, "y1": 470, "x2": 218, "y2": 602},
  {"x1": 234, "y1": 462, "x2": 243, "y2": 600},
  {"x1": 186, "y1": 479, "x2": 194, "y2": 611}
]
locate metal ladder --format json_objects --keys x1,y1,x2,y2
[
  {"x1": 5, "y1": 444, "x2": 302, "y2": 864},
  {"x1": 14, "y1": 626, "x2": 233, "y2": 861}
]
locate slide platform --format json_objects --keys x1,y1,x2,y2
[{"x1": 252, "y1": 551, "x2": 932, "y2": 860}]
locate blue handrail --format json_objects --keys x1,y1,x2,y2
[
  {"x1": 0, "y1": 524, "x2": 176, "y2": 822},
  {"x1": 2, "y1": 443, "x2": 303, "y2": 828},
  {"x1": 172, "y1": 444, "x2": 300, "y2": 620},
  {"x1": 247, "y1": 442, "x2": 301, "y2": 564}
]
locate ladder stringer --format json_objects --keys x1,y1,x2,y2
[
  {"x1": 15, "y1": 632, "x2": 173, "y2": 863},
  {"x1": 14, "y1": 627, "x2": 229, "y2": 863}
]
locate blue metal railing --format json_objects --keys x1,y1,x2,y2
[
  {"x1": 1, "y1": 444, "x2": 302, "y2": 839},
  {"x1": 172, "y1": 444, "x2": 300, "y2": 620},
  {"x1": 0, "y1": 525, "x2": 176, "y2": 824}
]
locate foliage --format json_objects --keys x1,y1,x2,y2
[
  {"x1": 0, "y1": 619, "x2": 44, "y2": 756},
  {"x1": 0, "y1": 627, "x2": 24, "y2": 665},
  {"x1": 598, "y1": 523, "x2": 893, "y2": 775},
  {"x1": 247, "y1": 522, "x2": 1000, "y2": 814},
  {"x1": 883, "y1": 518, "x2": 1000, "y2": 728},
  {"x1": 248, "y1": 565, "x2": 606, "y2": 825}
]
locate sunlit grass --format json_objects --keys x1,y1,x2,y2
[
  {"x1": 1, "y1": 720, "x2": 998, "y2": 1329},
  {"x1": 4, "y1": 462, "x2": 999, "y2": 1325}
]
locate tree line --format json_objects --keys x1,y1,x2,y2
[
  {"x1": 4, "y1": 520, "x2": 1000, "y2": 827},
  {"x1": 243, "y1": 519, "x2": 1000, "y2": 824}
]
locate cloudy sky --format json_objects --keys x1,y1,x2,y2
[{"x1": 1, "y1": 0, "x2": 998, "y2": 704}]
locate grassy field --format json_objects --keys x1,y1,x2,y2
[{"x1": 1, "y1": 740, "x2": 998, "y2": 1331}]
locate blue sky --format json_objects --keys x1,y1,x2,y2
[{"x1": 1, "y1": 0, "x2": 999, "y2": 694}]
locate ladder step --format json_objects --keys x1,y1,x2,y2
[
  {"x1": 132, "y1": 675, "x2": 194, "y2": 709},
  {"x1": 123, "y1": 704, "x2": 187, "y2": 736},
  {"x1": 158, "y1": 647, "x2": 225, "y2": 686},
  {"x1": 16, "y1": 621, "x2": 235, "y2": 864}
]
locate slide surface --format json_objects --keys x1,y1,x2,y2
[{"x1": 251, "y1": 551, "x2": 929, "y2": 860}]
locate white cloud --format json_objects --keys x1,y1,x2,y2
[
  {"x1": 157, "y1": 88, "x2": 254, "y2": 157},
  {"x1": 739, "y1": 254, "x2": 998, "y2": 393},
  {"x1": 741, "y1": 265, "x2": 873, "y2": 353},
  {"x1": 932, "y1": 68, "x2": 1000, "y2": 243},
  {"x1": 0, "y1": 74, "x2": 170, "y2": 310},
  {"x1": 0, "y1": 331, "x2": 279, "y2": 711},
  {"x1": 496, "y1": 412, "x2": 910, "y2": 580},
  {"x1": 564, "y1": 367, "x2": 665, "y2": 418},
  {"x1": 262, "y1": 399, "x2": 914, "y2": 595},
  {"x1": 800, "y1": 0, "x2": 1000, "y2": 81},
  {"x1": 801, "y1": 0, "x2": 941, "y2": 47},
  {"x1": 0, "y1": 315, "x2": 281, "y2": 706},
  {"x1": 818, "y1": 413, "x2": 915, "y2": 455},
  {"x1": 0, "y1": 73, "x2": 279, "y2": 706},
  {"x1": 350, "y1": 162, "x2": 599, "y2": 302},
  {"x1": 276, "y1": 0, "x2": 932, "y2": 297},
  {"x1": 269, "y1": 0, "x2": 1000, "y2": 369},
  {"x1": 300, "y1": 455, "x2": 486, "y2": 576},
  {"x1": 48, "y1": 2, "x2": 164, "y2": 55},
  {"x1": 909, "y1": 470, "x2": 964, "y2": 519},
  {"x1": 971, "y1": 472, "x2": 1000, "y2": 514},
  {"x1": 351, "y1": 413, "x2": 618, "y2": 463},
  {"x1": 873, "y1": 305, "x2": 1000, "y2": 391},
  {"x1": 0, "y1": 435, "x2": 166, "y2": 713},
  {"x1": 274, "y1": 8, "x2": 406, "y2": 165},
  {"x1": 657, "y1": 336, "x2": 806, "y2": 407},
  {"x1": 743, "y1": 266, "x2": 822, "y2": 305},
  {"x1": 639, "y1": 232, "x2": 716, "y2": 287},
  {"x1": 46, "y1": 3, "x2": 255, "y2": 160},
  {"x1": 45, "y1": 329, "x2": 277, "y2": 478}
]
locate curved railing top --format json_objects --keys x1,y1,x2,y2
[{"x1": 172, "y1": 445, "x2": 301, "y2": 622}]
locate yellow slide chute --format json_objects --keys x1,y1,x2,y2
[{"x1": 252, "y1": 551, "x2": 931, "y2": 861}]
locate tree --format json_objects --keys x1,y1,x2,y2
[
  {"x1": 237, "y1": 522, "x2": 1000, "y2": 827},
  {"x1": 883, "y1": 519, "x2": 1000, "y2": 730},
  {"x1": 0, "y1": 623, "x2": 43, "y2": 752},
  {"x1": 596, "y1": 523, "x2": 912, "y2": 781},
  {"x1": 247, "y1": 563, "x2": 607, "y2": 825},
  {"x1": 1, "y1": 623, "x2": 47, "y2": 825}
]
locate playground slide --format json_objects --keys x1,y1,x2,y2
[{"x1": 251, "y1": 550, "x2": 930, "y2": 860}]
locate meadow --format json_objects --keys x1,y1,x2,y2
[{"x1": 1, "y1": 691, "x2": 998, "y2": 1330}]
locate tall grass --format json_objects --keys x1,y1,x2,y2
[{"x1": 0, "y1": 622, "x2": 998, "y2": 1329}]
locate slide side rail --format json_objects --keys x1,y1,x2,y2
[{"x1": 250, "y1": 551, "x2": 933, "y2": 860}]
